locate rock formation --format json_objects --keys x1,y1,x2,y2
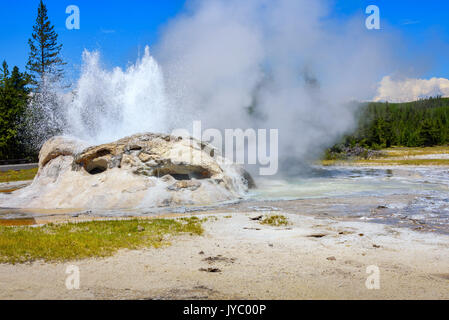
[{"x1": 3, "y1": 133, "x2": 252, "y2": 209}]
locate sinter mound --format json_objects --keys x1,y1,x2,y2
[{"x1": 2, "y1": 133, "x2": 253, "y2": 209}]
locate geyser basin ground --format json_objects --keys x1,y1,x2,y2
[
  {"x1": 1, "y1": 212, "x2": 448, "y2": 299},
  {"x1": 1, "y1": 157, "x2": 449, "y2": 299},
  {"x1": 0, "y1": 133, "x2": 250, "y2": 210}
]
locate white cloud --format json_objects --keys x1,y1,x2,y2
[{"x1": 374, "y1": 76, "x2": 449, "y2": 102}]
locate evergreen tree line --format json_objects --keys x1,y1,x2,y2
[
  {"x1": 337, "y1": 96, "x2": 449, "y2": 150},
  {"x1": 0, "y1": 62, "x2": 31, "y2": 160},
  {"x1": 0, "y1": 0, "x2": 65, "y2": 161}
]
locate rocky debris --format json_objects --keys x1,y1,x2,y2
[
  {"x1": 341, "y1": 145, "x2": 385, "y2": 159},
  {"x1": 202, "y1": 256, "x2": 236, "y2": 264},
  {"x1": 3, "y1": 133, "x2": 253, "y2": 209},
  {"x1": 199, "y1": 267, "x2": 221, "y2": 273},
  {"x1": 326, "y1": 144, "x2": 386, "y2": 160},
  {"x1": 167, "y1": 180, "x2": 201, "y2": 191},
  {"x1": 306, "y1": 233, "x2": 327, "y2": 238},
  {"x1": 338, "y1": 230, "x2": 354, "y2": 235}
]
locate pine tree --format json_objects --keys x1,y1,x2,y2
[
  {"x1": 420, "y1": 118, "x2": 440, "y2": 146},
  {"x1": 0, "y1": 61, "x2": 30, "y2": 159},
  {"x1": 26, "y1": 0, "x2": 65, "y2": 85},
  {"x1": 0, "y1": 61, "x2": 9, "y2": 82},
  {"x1": 24, "y1": 0, "x2": 67, "y2": 151}
]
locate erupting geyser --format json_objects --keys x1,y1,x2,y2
[
  {"x1": 3, "y1": 134, "x2": 252, "y2": 209},
  {"x1": 4, "y1": 0, "x2": 398, "y2": 211},
  {"x1": 65, "y1": 47, "x2": 172, "y2": 145}
]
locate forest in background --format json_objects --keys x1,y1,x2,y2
[
  {"x1": 326, "y1": 96, "x2": 449, "y2": 159},
  {"x1": 0, "y1": 0, "x2": 65, "y2": 161}
]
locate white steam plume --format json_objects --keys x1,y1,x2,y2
[
  {"x1": 62, "y1": 0, "x2": 397, "y2": 174},
  {"x1": 154, "y1": 0, "x2": 395, "y2": 164}
]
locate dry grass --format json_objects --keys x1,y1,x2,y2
[
  {"x1": 260, "y1": 214, "x2": 289, "y2": 227},
  {"x1": 382, "y1": 146, "x2": 449, "y2": 157},
  {"x1": 321, "y1": 146, "x2": 449, "y2": 166},
  {"x1": 0, "y1": 217, "x2": 204, "y2": 264},
  {"x1": 0, "y1": 168, "x2": 37, "y2": 183}
]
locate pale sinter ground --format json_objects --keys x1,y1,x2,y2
[
  {"x1": 1, "y1": 148, "x2": 449, "y2": 299},
  {"x1": 0, "y1": 211, "x2": 448, "y2": 300}
]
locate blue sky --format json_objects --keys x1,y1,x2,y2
[{"x1": 1, "y1": 0, "x2": 448, "y2": 80}]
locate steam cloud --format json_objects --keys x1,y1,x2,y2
[
  {"x1": 61, "y1": 0, "x2": 398, "y2": 174},
  {"x1": 155, "y1": 0, "x2": 395, "y2": 164}
]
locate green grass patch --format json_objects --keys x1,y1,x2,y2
[
  {"x1": 0, "y1": 168, "x2": 37, "y2": 183},
  {"x1": 0, "y1": 217, "x2": 204, "y2": 264},
  {"x1": 260, "y1": 214, "x2": 289, "y2": 227}
]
